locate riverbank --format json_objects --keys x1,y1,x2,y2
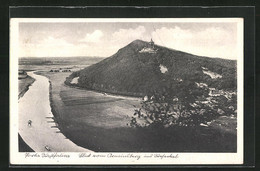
[
  {"x1": 65, "y1": 80, "x2": 144, "y2": 98},
  {"x1": 18, "y1": 76, "x2": 35, "y2": 99},
  {"x1": 18, "y1": 134, "x2": 34, "y2": 152},
  {"x1": 64, "y1": 81, "x2": 141, "y2": 101},
  {"x1": 18, "y1": 75, "x2": 36, "y2": 152},
  {"x1": 18, "y1": 72, "x2": 92, "y2": 152}
]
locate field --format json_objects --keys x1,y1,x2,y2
[{"x1": 19, "y1": 57, "x2": 237, "y2": 152}]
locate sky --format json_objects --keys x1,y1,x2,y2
[{"x1": 18, "y1": 21, "x2": 239, "y2": 59}]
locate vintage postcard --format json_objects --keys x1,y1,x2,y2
[{"x1": 10, "y1": 18, "x2": 243, "y2": 165}]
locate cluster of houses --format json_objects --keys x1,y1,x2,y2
[
  {"x1": 143, "y1": 95, "x2": 183, "y2": 111},
  {"x1": 141, "y1": 81, "x2": 236, "y2": 116},
  {"x1": 208, "y1": 87, "x2": 236, "y2": 100},
  {"x1": 195, "y1": 82, "x2": 236, "y2": 100},
  {"x1": 50, "y1": 68, "x2": 71, "y2": 72}
]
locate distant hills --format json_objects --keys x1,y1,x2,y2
[
  {"x1": 65, "y1": 39, "x2": 236, "y2": 97},
  {"x1": 19, "y1": 57, "x2": 105, "y2": 66}
]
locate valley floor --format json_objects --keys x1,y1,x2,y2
[{"x1": 35, "y1": 71, "x2": 237, "y2": 152}]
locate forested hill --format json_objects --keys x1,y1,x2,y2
[{"x1": 65, "y1": 39, "x2": 237, "y2": 97}]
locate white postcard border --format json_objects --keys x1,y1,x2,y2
[{"x1": 10, "y1": 18, "x2": 244, "y2": 165}]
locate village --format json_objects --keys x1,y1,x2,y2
[{"x1": 49, "y1": 68, "x2": 72, "y2": 73}]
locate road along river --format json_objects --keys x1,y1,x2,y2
[{"x1": 18, "y1": 72, "x2": 92, "y2": 152}]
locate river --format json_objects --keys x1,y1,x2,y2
[{"x1": 18, "y1": 72, "x2": 92, "y2": 152}]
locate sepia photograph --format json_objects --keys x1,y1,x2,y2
[{"x1": 10, "y1": 18, "x2": 244, "y2": 165}]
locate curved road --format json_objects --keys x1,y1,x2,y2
[{"x1": 18, "y1": 72, "x2": 92, "y2": 152}]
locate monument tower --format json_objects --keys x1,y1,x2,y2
[{"x1": 149, "y1": 38, "x2": 155, "y2": 49}]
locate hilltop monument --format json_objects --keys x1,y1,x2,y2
[
  {"x1": 149, "y1": 38, "x2": 155, "y2": 49},
  {"x1": 139, "y1": 38, "x2": 157, "y2": 53}
]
